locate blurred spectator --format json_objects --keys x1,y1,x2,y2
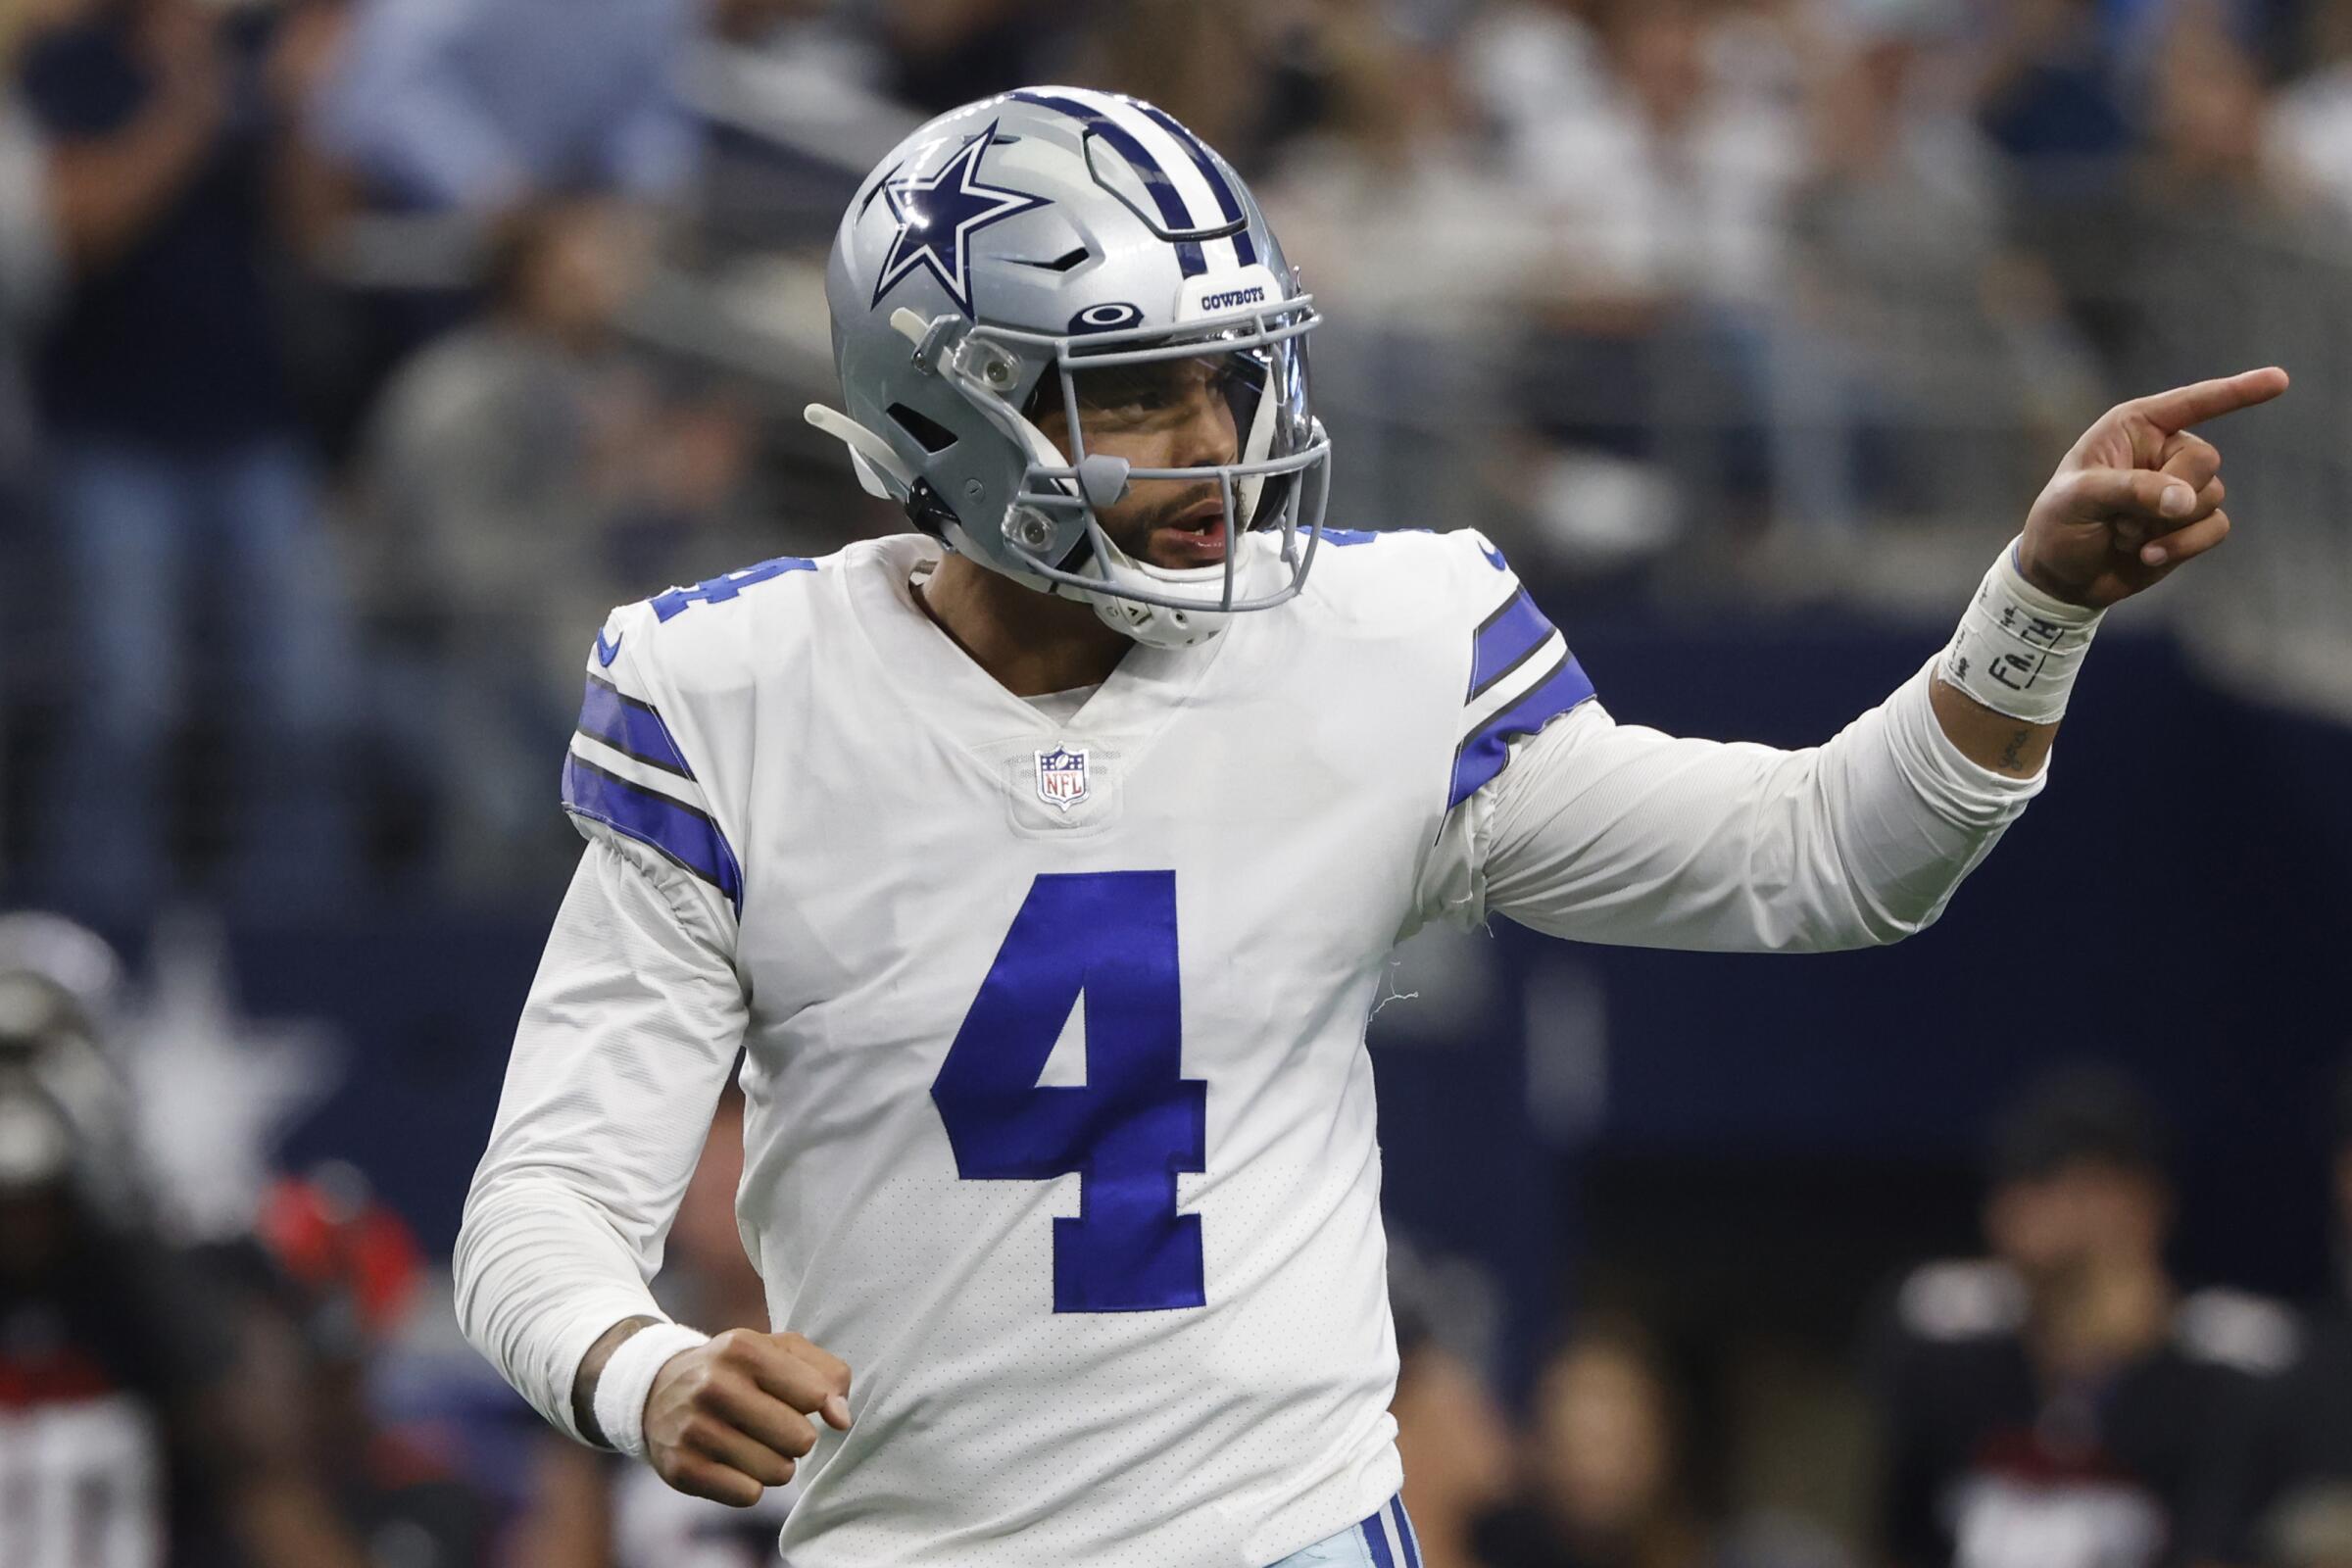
[
  {"x1": 17, "y1": 0, "x2": 358, "y2": 915},
  {"x1": 1069, "y1": 0, "x2": 1268, "y2": 168},
  {"x1": 1258, "y1": 14, "x2": 1553, "y2": 547},
  {"x1": 240, "y1": 1163, "x2": 492, "y2": 1567},
  {"x1": 351, "y1": 197, "x2": 757, "y2": 893},
  {"x1": 2242, "y1": 1060, "x2": 2352, "y2": 1568},
  {"x1": 506, "y1": 1084, "x2": 791, "y2": 1568},
  {"x1": 311, "y1": 0, "x2": 696, "y2": 214},
  {"x1": 1479, "y1": 1321, "x2": 1712, "y2": 1568},
  {"x1": 0, "y1": 4, "x2": 63, "y2": 874},
  {"x1": 1483, "y1": 0, "x2": 1804, "y2": 319},
  {"x1": 1868, "y1": 1066, "x2": 2298, "y2": 1568},
  {"x1": 2267, "y1": 1, "x2": 2352, "y2": 230},
  {"x1": 878, "y1": 0, "x2": 1077, "y2": 117},
  {"x1": 1974, "y1": 0, "x2": 2134, "y2": 182},
  {"x1": 1786, "y1": 0, "x2": 2100, "y2": 532},
  {"x1": 1972, "y1": 0, "x2": 2139, "y2": 357},
  {"x1": 1391, "y1": 1276, "x2": 1515, "y2": 1568},
  {"x1": 1463, "y1": 0, "x2": 1606, "y2": 143},
  {"x1": 0, "y1": 6, "x2": 59, "y2": 487},
  {"x1": 2140, "y1": 3, "x2": 2276, "y2": 213},
  {"x1": 1469, "y1": 0, "x2": 1806, "y2": 536},
  {"x1": 0, "y1": 914, "x2": 374, "y2": 1568}
]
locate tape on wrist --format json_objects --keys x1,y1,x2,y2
[
  {"x1": 1938, "y1": 540, "x2": 2104, "y2": 724},
  {"x1": 592, "y1": 1321, "x2": 710, "y2": 1459}
]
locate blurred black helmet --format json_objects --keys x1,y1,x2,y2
[
  {"x1": 1988, "y1": 1063, "x2": 2170, "y2": 1187},
  {"x1": 0, "y1": 914, "x2": 131, "y2": 1200}
]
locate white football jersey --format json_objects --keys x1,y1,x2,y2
[
  {"x1": 460, "y1": 526, "x2": 2042, "y2": 1568},
  {"x1": 563, "y1": 525, "x2": 1584, "y2": 1567}
]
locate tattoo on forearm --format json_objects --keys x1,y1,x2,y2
[{"x1": 1998, "y1": 728, "x2": 2032, "y2": 773}]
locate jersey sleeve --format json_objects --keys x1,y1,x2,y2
[
  {"x1": 453, "y1": 835, "x2": 747, "y2": 1445},
  {"x1": 455, "y1": 606, "x2": 751, "y2": 1445},
  {"x1": 1410, "y1": 535, "x2": 2044, "y2": 951},
  {"x1": 1442, "y1": 531, "x2": 1600, "y2": 812},
  {"x1": 561, "y1": 604, "x2": 744, "y2": 927}
]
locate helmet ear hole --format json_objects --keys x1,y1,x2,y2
[{"x1": 887, "y1": 403, "x2": 959, "y2": 455}]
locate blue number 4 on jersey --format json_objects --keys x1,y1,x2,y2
[{"x1": 930, "y1": 871, "x2": 1207, "y2": 1312}]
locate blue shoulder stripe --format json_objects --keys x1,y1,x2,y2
[
  {"x1": 1468, "y1": 588, "x2": 1557, "y2": 703},
  {"x1": 563, "y1": 755, "x2": 743, "y2": 911},
  {"x1": 577, "y1": 675, "x2": 694, "y2": 779},
  {"x1": 1449, "y1": 649, "x2": 1596, "y2": 808},
  {"x1": 1361, "y1": 1512, "x2": 1397, "y2": 1568}
]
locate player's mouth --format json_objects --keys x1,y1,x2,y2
[{"x1": 1149, "y1": 500, "x2": 1230, "y2": 567}]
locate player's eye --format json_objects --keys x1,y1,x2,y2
[{"x1": 1075, "y1": 364, "x2": 1209, "y2": 417}]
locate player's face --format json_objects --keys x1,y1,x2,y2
[
  {"x1": 1035, "y1": 355, "x2": 1243, "y2": 570},
  {"x1": 1986, "y1": 1161, "x2": 2170, "y2": 1285},
  {"x1": 1533, "y1": 1340, "x2": 1674, "y2": 1533}
]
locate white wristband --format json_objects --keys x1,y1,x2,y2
[
  {"x1": 591, "y1": 1322, "x2": 710, "y2": 1459},
  {"x1": 1938, "y1": 540, "x2": 2104, "y2": 724}
]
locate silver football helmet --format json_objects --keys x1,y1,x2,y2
[{"x1": 808, "y1": 87, "x2": 1331, "y2": 648}]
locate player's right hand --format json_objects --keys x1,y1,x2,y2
[{"x1": 642, "y1": 1329, "x2": 854, "y2": 1507}]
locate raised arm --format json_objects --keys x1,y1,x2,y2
[
  {"x1": 1449, "y1": 666, "x2": 2033, "y2": 952},
  {"x1": 1421, "y1": 368, "x2": 2288, "y2": 953}
]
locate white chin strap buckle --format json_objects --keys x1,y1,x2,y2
[{"x1": 804, "y1": 405, "x2": 913, "y2": 501}]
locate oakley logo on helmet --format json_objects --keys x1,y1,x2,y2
[{"x1": 1069, "y1": 302, "x2": 1145, "y2": 334}]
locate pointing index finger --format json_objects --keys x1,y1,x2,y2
[{"x1": 2131, "y1": 367, "x2": 2290, "y2": 432}]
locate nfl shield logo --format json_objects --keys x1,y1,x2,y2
[{"x1": 1035, "y1": 746, "x2": 1090, "y2": 812}]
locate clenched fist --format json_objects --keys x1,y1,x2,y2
[{"x1": 642, "y1": 1329, "x2": 855, "y2": 1507}]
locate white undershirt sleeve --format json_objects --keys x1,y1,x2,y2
[
  {"x1": 1419, "y1": 658, "x2": 2044, "y2": 952},
  {"x1": 452, "y1": 836, "x2": 748, "y2": 1443}
]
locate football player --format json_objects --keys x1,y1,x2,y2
[
  {"x1": 454, "y1": 88, "x2": 2286, "y2": 1568},
  {"x1": 0, "y1": 915, "x2": 376, "y2": 1568}
]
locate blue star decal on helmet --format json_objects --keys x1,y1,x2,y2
[{"x1": 869, "y1": 122, "x2": 1050, "y2": 318}]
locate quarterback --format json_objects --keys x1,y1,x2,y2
[{"x1": 454, "y1": 88, "x2": 2285, "y2": 1568}]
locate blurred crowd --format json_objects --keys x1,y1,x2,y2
[
  {"x1": 5, "y1": 6, "x2": 2350, "y2": 1566},
  {"x1": 2, "y1": 0, "x2": 2351, "y2": 911},
  {"x1": 11, "y1": 912, "x2": 2352, "y2": 1568}
]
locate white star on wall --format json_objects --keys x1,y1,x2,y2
[{"x1": 117, "y1": 913, "x2": 343, "y2": 1244}]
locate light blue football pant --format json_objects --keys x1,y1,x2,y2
[{"x1": 1265, "y1": 1494, "x2": 1420, "y2": 1568}]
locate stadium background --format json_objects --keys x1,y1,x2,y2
[{"x1": 2, "y1": 0, "x2": 2351, "y2": 1564}]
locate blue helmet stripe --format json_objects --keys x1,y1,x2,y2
[
  {"x1": 1010, "y1": 90, "x2": 1206, "y2": 276},
  {"x1": 563, "y1": 755, "x2": 744, "y2": 911},
  {"x1": 1137, "y1": 103, "x2": 1259, "y2": 269},
  {"x1": 1449, "y1": 651, "x2": 1597, "y2": 808}
]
